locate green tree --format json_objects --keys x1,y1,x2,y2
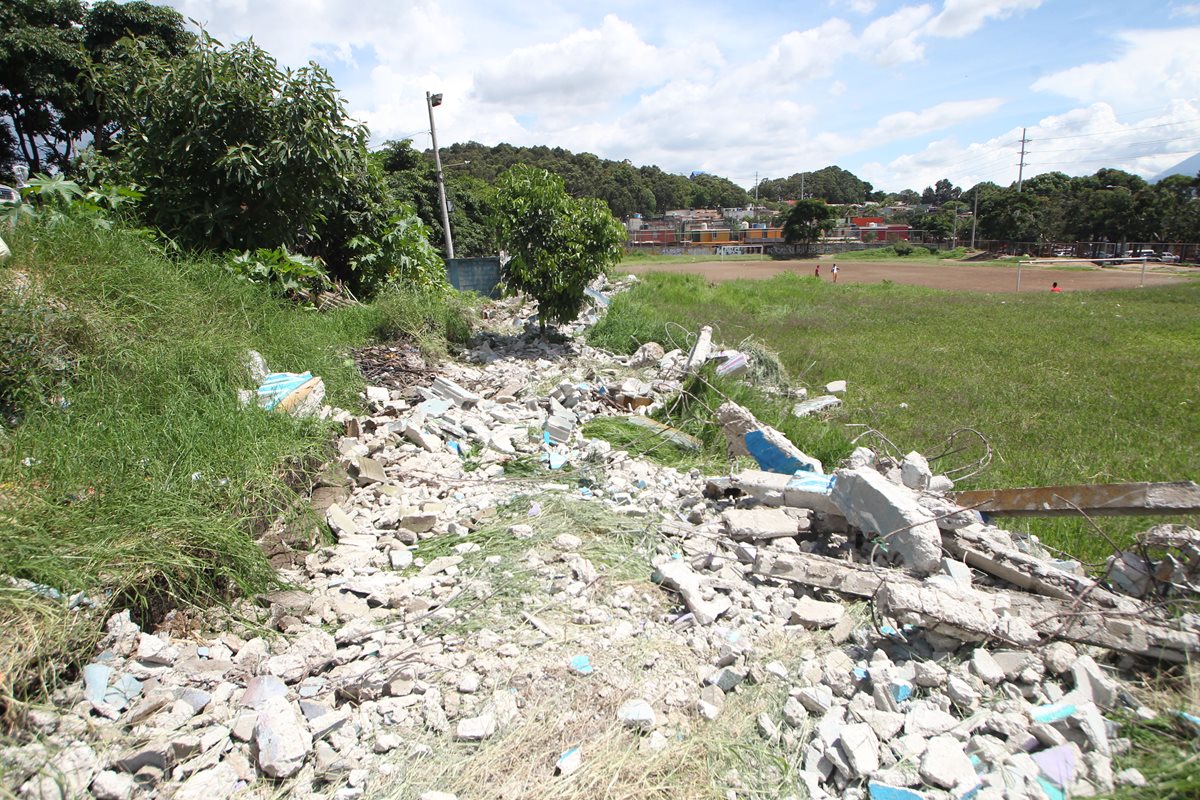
[
  {"x1": 492, "y1": 165, "x2": 626, "y2": 334},
  {"x1": 0, "y1": 0, "x2": 191, "y2": 173},
  {"x1": 109, "y1": 34, "x2": 366, "y2": 254},
  {"x1": 780, "y1": 198, "x2": 834, "y2": 250}
]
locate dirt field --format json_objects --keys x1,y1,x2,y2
[{"x1": 623, "y1": 258, "x2": 1196, "y2": 292}]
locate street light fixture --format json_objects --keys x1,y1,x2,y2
[{"x1": 426, "y1": 91, "x2": 454, "y2": 259}]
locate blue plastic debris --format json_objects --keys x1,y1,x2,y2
[
  {"x1": 256, "y1": 371, "x2": 313, "y2": 410},
  {"x1": 556, "y1": 745, "x2": 583, "y2": 776},
  {"x1": 869, "y1": 781, "x2": 929, "y2": 800},
  {"x1": 448, "y1": 440, "x2": 464, "y2": 456},
  {"x1": 745, "y1": 431, "x2": 820, "y2": 474},
  {"x1": 1036, "y1": 778, "x2": 1065, "y2": 800},
  {"x1": 569, "y1": 655, "x2": 594, "y2": 675},
  {"x1": 1032, "y1": 703, "x2": 1077, "y2": 724},
  {"x1": 82, "y1": 663, "x2": 112, "y2": 705},
  {"x1": 889, "y1": 680, "x2": 914, "y2": 703},
  {"x1": 584, "y1": 287, "x2": 611, "y2": 307},
  {"x1": 1177, "y1": 710, "x2": 1200, "y2": 733},
  {"x1": 103, "y1": 673, "x2": 143, "y2": 709},
  {"x1": 543, "y1": 431, "x2": 552, "y2": 445},
  {"x1": 786, "y1": 471, "x2": 837, "y2": 493},
  {"x1": 549, "y1": 453, "x2": 567, "y2": 470},
  {"x1": 852, "y1": 667, "x2": 869, "y2": 682}
]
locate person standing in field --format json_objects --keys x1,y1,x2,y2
[
  {"x1": 1051, "y1": 281, "x2": 1062, "y2": 293},
  {"x1": 831, "y1": 263, "x2": 839, "y2": 283},
  {"x1": 814, "y1": 264, "x2": 820, "y2": 278}
]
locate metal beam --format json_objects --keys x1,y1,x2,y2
[{"x1": 951, "y1": 481, "x2": 1200, "y2": 517}]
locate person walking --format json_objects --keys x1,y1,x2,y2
[
  {"x1": 814, "y1": 264, "x2": 821, "y2": 278},
  {"x1": 831, "y1": 263, "x2": 839, "y2": 283}
]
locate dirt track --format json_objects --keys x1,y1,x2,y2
[{"x1": 624, "y1": 258, "x2": 1196, "y2": 293}]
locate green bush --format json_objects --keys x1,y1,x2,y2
[
  {"x1": 893, "y1": 242, "x2": 914, "y2": 256},
  {"x1": 370, "y1": 286, "x2": 477, "y2": 354}
]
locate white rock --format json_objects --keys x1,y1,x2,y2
[
  {"x1": 618, "y1": 699, "x2": 657, "y2": 730},
  {"x1": 254, "y1": 696, "x2": 313, "y2": 779},
  {"x1": 789, "y1": 596, "x2": 845, "y2": 629},
  {"x1": 919, "y1": 736, "x2": 979, "y2": 792},
  {"x1": 89, "y1": 770, "x2": 134, "y2": 800},
  {"x1": 900, "y1": 452, "x2": 932, "y2": 491},
  {"x1": 831, "y1": 467, "x2": 941, "y2": 573},
  {"x1": 455, "y1": 711, "x2": 497, "y2": 741}
]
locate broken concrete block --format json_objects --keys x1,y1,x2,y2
[
  {"x1": 353, "y1": 455, "x2": 388, "y2": 486},
  {"x1": 455, "y1": 711, "x2": 497, "y2": 741},
  {"x1": 618, "y1": 699, "x2": 657, "y2": 730},
  {"x1": 831, "y1": 467, "x2": 941, "y2": 574},
  {"x1": 900, "y1": 452, "x2": 932, "y2": 491},
  {"x1": 630, "y1": 341, "x2": 665, "y2": 367},
  {"x1": 655, "y1": 560, "x2": 731, "y2": 625},
  {"x1": 716, "y1": 401, "x2": 823, "y2": 474},
  {"x1": 697, "y1": 684, "x2": 725, "y2": 720},
  {"x1": 793, "y1": 395, "x2": 842, "y2": 417},
  {"x1": 722, "y1": 507, "x2": 798, "y2": 540},
  {"x1": 919, "y1": 736, "x2": 979, "y2": 793},
  {"x1": 685, "y1": 325, "x2": 713, "y2": 371},
  {"x1": 254, "y1": 696, "x2": 312, "y2": 778},
  {"x1": 325, "y1": 504, "x2": 358, "y2": 538},
  {"x1": 970, "y1": 649, "x2": 1005, "y2": 686},
  {"x1": 789, "y1": 596, "x2": 845, "y2": 629},
  {"x1": 839, "y1": 723, "x2": 881, "y2": 777},
  {"x1": 431, "y1": 376, "x2": 481, "y2": 408}
]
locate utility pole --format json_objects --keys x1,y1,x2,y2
[
  {"x1": 426, "y1": 91, "x2": 455, "y2": 259},
  {"x1": 800, "y1": 172, "x2": 805, "y2": 200},
  {"x1": 970, "y1": 191, "x2": 979, "y2": 249},
  {"x1": 754, "y1": 171, "x2": 758, "y2": 204},
  {"x1": 1016, "y1": 127, "x2": 1029, "y2": 193}
]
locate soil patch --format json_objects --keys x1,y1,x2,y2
[{"x1": 625, "y1": 258, "x2": 1195, "y2": 293}]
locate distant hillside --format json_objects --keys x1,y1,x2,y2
[
  {"x1": 1153, "y1": 152, "x2": 1200, "y2": 183},
  {"x1": 431, "y1": 141, "x2": 751, "y2": 218}
]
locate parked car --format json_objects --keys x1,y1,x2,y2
[
  {"x1": 1052, "y1": 247, "x2": 1074, "y2": 257},
  {"x1": 0, "y1": 185, "x2": 19, "y2": 204},
  {"x1": 1123, "y1": 248, "x2": 1159, "y2": 260},
  {"x1": 1160, "y1": 252, "x2": 1181, "y2": 263}
]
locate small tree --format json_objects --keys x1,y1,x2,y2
[
  {"x1": 781, "y1": 198, "x2": 834, "y2": 251},
  {"x1": 493, "y1": 164, "x2": 626, "y2": 334}
]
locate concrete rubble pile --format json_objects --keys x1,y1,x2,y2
[{"x1": 4, "y1": 281, "x2": 1197, "y2": 800}]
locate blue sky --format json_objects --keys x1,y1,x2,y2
[{"x1": 160, "y1": 0, "x2": 1200, "y2": 192}]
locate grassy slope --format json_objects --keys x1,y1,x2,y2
[
  {"x1": 0, "y1": 219, "x2": 462, "y2": 699},
  {"x1": 589, "y1": 271, "x2": 1200, "y2": 562}
]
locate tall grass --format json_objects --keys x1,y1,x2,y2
[
  {"x1": 590, "y1": 271, "x2": 1200, "y2": 562},
  {"x1": 0, "y1": 218, "x2": 471, "y2": 702}
]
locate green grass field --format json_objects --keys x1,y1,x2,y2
[{"x1": 590, "y1": 271, "x2": 1200, "y2": 563}]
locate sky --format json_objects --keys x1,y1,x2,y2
[{"x1": 156, "y1": 0, "x2": 1200, "y2": 193}]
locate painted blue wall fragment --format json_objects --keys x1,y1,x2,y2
[
  {"x1": 1032, "y1": 703, "x2": 1077, "y2": 724},
  {"x1": 868, "y1": 781, "x2": 929, "y2": 800},
  {"x1": 745, "y1": 431, "x2": 819, "y2": 474},
  {"x1": 569, "y1": 655, "x2": 594, "y2": 675},
  {"x1": 786, "y1": 472, "x2": 836, "y2": 493}
]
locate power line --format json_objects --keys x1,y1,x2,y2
[{"x1": 1032, "y1": 119, "x2": 1200, "y2": 142}]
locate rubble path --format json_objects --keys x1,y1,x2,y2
[{"x1": 3, "y1": 285, "x2": 1192, "y2": 800}]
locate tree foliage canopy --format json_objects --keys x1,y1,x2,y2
[
  {"x1": 0, "y1": 0, "x2": 192, "y2": 175},
  {"x1": 780, "y1": 199, "x2": 835, "y2": 246},
  {"x1": 492, "y1": 165, "x2": 626, "y2": 332}
]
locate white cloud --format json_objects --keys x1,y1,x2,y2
[
  {"x1": 1171, "y1": 3, "x2": 1200, "y2": 17},
  {"x1": 926, "y1": 0, "x2": 1042, "y2": 37},
  {"x1": 470, "y1": 15, "x2": 713, "y2": 112},
  {"x1": 1031, "y1": 28, "x2": 1200, "y2": 111},
  {"x1": 860, "y1": 4, "x2": 933, "y2": 65},
  {"x1": 832, "y1": 0, "x2": 877, "y2": 13},
  {"x1": 164, "y1": 0, "x2": 461, "y2": 68},
  {"x1": 860, "y1": 100, "x2": 1200, "y2": 191}
]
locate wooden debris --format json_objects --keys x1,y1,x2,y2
[{"x1": 951, "y1": 481, "x2": 1200, "y2": 517}]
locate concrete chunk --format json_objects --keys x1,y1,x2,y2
[
  {"x1": 919, "y1": 736, "x2": 979, "y2": 793},
  {"x1": 839, "y1": 723, "x2": 881, "y2": 777},
  {"x1": 717, "y1": 401, "x2": 823, "y2": 474},
  {"x1": 655, "y1": 560, "x2": 731, "y2": 625},
  {"x1": 722, "y1": 507, "x2": 799, "y2": 540},
  {"x1": 790, "y1": 596, "x2": 846, "y2": 629},
  {"x1": 832, "y1": 467, "x2": 941, "y2": 573},
  {"x1": 254, "y1": 696, "x2": 313, "y2": 779}
]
